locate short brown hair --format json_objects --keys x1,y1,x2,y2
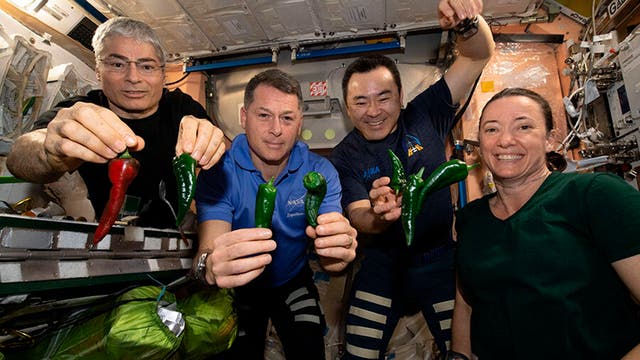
[{"x1": 244, "y1": 69, "x2": 303, "y2": 110}]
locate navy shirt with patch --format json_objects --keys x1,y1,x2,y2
[{"x1": 330, "y1": 77, "x2": 458, "y2": 253}]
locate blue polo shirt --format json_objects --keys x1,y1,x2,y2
[{"x1": 196, "y1": 134, "x2": 342, "y2": 288}]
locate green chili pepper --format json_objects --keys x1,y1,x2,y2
[
  {"x1": 303, "y1": 171, "x2": 327, "y2": 227},
  {"x1": 418, "y1": 159, "x2": 477, "y2": 206},
  {"x1": 387, "y1": 149, "x2": 406, "y2": 194},
  {"x1": 397, "y1": 158, "x2": 477, "y2": 247},
  {"x1": 172, "y1": 153, "x2": 197, "y2": 227},
  {"x1": 401, "y1": 167, "x2": 424, "y2": 247},
  {"x1": 255, "y1": 177, "x2": 277, "y2": 228}
]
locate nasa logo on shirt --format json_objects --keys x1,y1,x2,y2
[{"x1": 286, "y1": 192, "x2": 306, "y2": 219}]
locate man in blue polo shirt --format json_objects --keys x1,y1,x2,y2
[{"x1": 194, "y1": 69, "x2": 358, "y2": 359}]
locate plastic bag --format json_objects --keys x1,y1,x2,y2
[
  {"x1": 105, "y1": 286, "x2": 183, "y2": 360},
  {"x1": 6, "y1": 307, "x2": 113, "y2": 359},
  {"x1": 177, "y1": 287, "x2": 237, "y2": 359},
  {"x1": 4, "y1": 286, "x2": 182, "y2": 360}
]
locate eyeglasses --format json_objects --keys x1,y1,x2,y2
[{"x1": 99, "y1": 58, "x2": 164, "y2": 75}]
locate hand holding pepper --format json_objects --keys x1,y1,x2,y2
[
  {"x1": 369, "y1": 177, "x2": 403, "y2": 223},
  {"x1": 201, "y1": 227, "x2": 277, "y2": 288},
  {"x1": 37, "y1": 103, "x2": 143, "y2": 179},
  {"x1": 387, "y1": 149, "x2": 476, "y2": 246},
  {"x1": 362, "y1": 148, "x2": 405, "y2": 224},
  {"x1": 305, "y1": 212, "x2": 358, "y2": 273},
  {"x1": 93, "y1": 149, "x2": 140, "y2": 245},
  {"x1": 175, "y1": 115, "x2": 226, "y2": 170}
]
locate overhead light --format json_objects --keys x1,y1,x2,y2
[{"x1": 7, "y1": 0, "x2": 47, "y2": 11}]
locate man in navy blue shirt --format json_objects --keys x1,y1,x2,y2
[
  {"x1": 195, "y1": 69, "x2": 358, "y2": 359},
  {"x1": 330, "y1": 0, "x2": 495, "y2": 359}
]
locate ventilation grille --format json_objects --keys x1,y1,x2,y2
[{"x1": 67, "y1": 17, "x2": 98, "y2": 50}]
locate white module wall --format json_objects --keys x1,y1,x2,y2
[
  {"x1": 42, "y1": 63, "x2": 93, "y2": 116},
  {"x1": 0, "y1": 27, "x2": 14, "y2": 128},
  {"x1": 0, "y1": 34, "x2": 51, "y2": 144}
]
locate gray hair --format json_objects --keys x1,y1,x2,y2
[{"x1": 92, "y1": 17, "x2": 165, "y2": 65}]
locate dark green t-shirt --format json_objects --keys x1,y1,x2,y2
[{"x1": 456, "y1": 171, "x2": 640, "y2": 359}]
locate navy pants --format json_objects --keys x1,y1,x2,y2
[
  {"x1": 343, "y1": 243, "x2": 455, "y2": 359},
  {"x1": 215, "y1": 265, "x2": 326, "y2": 359}
]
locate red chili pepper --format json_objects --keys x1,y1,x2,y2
[{"x1": 93, "y1": 149, "x2": 140, "y2": 245}]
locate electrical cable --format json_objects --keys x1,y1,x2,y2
[
  {"x1": 611, "y1": 127, "x2": 640, "y2": 143},
  {"x1": 558, "y1": 110, "x2": 583, "y2": 152},
  {"x1": 557, "y1": 82, "x2": 586, "y2": 152},
  {"x1": 456, "y1": 73, "x2": 482, "y2": 121},
  {"x1": 449, "y1": 72, "x2": 482, "y2": 143},
  {"x1": 165, "y1": 72, "x2": 190, "y2": 87}
]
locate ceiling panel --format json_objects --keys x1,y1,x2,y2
[
  {"x1": 248, "y1": 0, "x2": 320, "y2": 39},
  {"x1": 483, "y1": 0, "x2": 538, "y2": 18},
  {"x1": 386, "y1": 0, "x2": 440, "y2": 29},
  {"x1": 85, "y1": 0, "x2": 541, "y2": 60},
  {"x1": 315, "y1": 0, "x2": 386, "y2": 33},
  {"x1": 179, "y1": 0, "x2": 266, "y2": 51}
]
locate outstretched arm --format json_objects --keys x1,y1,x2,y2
[
  {"x1": 439, "y1": 0, "x2": 495, "y2": 105},
  {"x1": 7, "y1": 102, "x2": 142, "y2": 183},
  {"x1": 197, "y1": 219, "x2": 277, "y2": 288}
]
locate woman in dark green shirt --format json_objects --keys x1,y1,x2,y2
[{"x1": 450, "y1": 88, "x2": 640, "y2": 360}]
